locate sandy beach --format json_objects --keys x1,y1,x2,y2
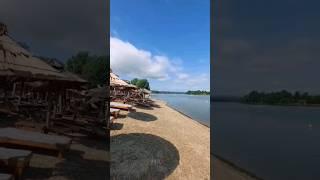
[{"x1": 110, "y1": 100, "x2": 210, "y2": 179}]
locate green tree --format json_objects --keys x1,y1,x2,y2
[
  {"x1": 130, "y1": 78, "x2": 150, "y2": 90},
  {"x1": 65, "y1": 52, "x2": 107, "y2": 88},
  {"x1": 130, "y1": 78, "x2": 139, "y2": 85}
]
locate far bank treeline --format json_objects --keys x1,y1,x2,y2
[
  {"x1": 152, "y1": 90, "x2": 210, "y2": 95},
  {"x1": 241, "y1": 90, "x2": 320, "y2": 105}
]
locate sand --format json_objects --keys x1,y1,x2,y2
[
  {"x1": 110, "y1": 100, "x2": 210, "y2": 180},
  {"x1": 212, "y1": 155, "x2": 262, "y2": 180}
]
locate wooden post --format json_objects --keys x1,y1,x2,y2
[
  {"x1": 58, "y1": 93, "x2": 62, "y2": 113},
  {"x1": 46, "y1": 109, "x2": 50, "y2": 129},
  {"x1": 45, "y1": 92, "x2": 48, "y2": 101},
  {"x1": 11, "y1": 82, "x2": 16, "y2": 97}
]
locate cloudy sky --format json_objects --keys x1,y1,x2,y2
[
  {"x1": 0, "y1": 0, "x2": 106, "y2": 61},
  {"x1": 110, "y1": 0, "x2": 210, "y2": 92},
  {"x1": 213, "y1": 0, "x2": 320, "y2": 96}
]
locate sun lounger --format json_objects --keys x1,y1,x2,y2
[
  {"x1": 110, "y1": 108, "x2": 120, "y2": 118},
  {"x1": 110, "y1": 102, "x2": 133, "y2": 111},
  {"x1": 107, "y1": 116, "x2": 115, "y2": 130},
  {"x1": 0, "y1": 147, "x2": 32, "y2": 179},
  {"x1": 0, "y1": 173, "x2": 13, "y2": 180},
  {"x1": 0, "y1": 128, "x2": 71, "y2": 158}
]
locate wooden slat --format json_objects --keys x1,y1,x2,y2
[{"x1": 0, "y1": 128, "x2": 71, "y2": 158}]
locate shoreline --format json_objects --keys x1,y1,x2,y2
[
  {"x1": 152, "y1": 98, "x2": 210, "y2": 128},
  {"x1": 212, "y1": 153, "x2": 263, "y2": 180}
]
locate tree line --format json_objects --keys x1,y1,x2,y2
[
  {"x1": 241, "y1": 90, "x2": 320, "y2": 105},
  {"x1": 186, "y1": 90, "x2": 210, "y2": 95}
]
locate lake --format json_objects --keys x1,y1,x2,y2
[
  {"x1": 212, "y1": 102, "x2": 320, "y2": 180},
  {"x1": 151, "y1": 94, "x2": 210, "y2": 127}
]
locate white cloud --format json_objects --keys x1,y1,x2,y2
[
  {"x1": 177, "y1": 73, "x2": 189, "y2": 80},
  {"x1": 110, "y1": 37, "x2": 172, "y2": 80},
  {"x1": 110, "y1": 37, "x2": 210, "y2": 91},
  {"x1": 175, "y1": 73, "x2": 209, "y2": 88}
]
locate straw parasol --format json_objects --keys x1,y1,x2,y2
[
  {"x1": 110, "y1": 69, "x2": 136, "y2": 89},
  {"x1": 0, "y1": 23, "x2": 86, "y2": 84}
]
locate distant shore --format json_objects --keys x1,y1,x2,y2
[
  {"x1": 213, "y1": 100, "x2": 320, "y2": 108},
  {"x1": 242, "y1": 102, "x2": 320, "y2": 108}
]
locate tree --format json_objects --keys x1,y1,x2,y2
[
  {"x1": 130, "y1": 78, "x2": 139, "y2": 85},
  {"x1": 65, "y1": 52, "x2": 107, "y2": 88},
  {"x1": 130, "y1": 78, "x2": 150, "y2": 90}
]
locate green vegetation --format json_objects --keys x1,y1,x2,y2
[
  {"x1": 152, "y1": 90, "x2": 185, "y2": 94},
  {"x1": 130, "y1": 78, "x2": 150, "y2": 90},
  {"x1": 151, "y1": 90, "x2": 210, "y2": 95},
  {"x1": 186, "y1": 90, "x2": 210, "y2": 95},
  {"x1": 65, "y1": 51, "x2": 107, "y2": 88},
  {"x1": 241, "y1": 90, "x2": 320, "y2": 105}
]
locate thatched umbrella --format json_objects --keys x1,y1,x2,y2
[
  {"x1": 110, "y1": 71, "x2": 136, "y2": 88},
  {"x1": 0, "y1": 23, "x2": 87, "y2": 85}
]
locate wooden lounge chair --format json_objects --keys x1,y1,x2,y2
[
  {"x1": 107, "y1": 116, "x2": 115, "y2": 130},
  {"x1": 0, "y1": 147, "x2": 32, "y2": 179},
  {"x1": 0, "y1": 128, "x2": 71, "y2": 158},
  {"x1": 110, "y1": 108, "x2": 120, "y2": 118},
  {"x1": 0, "y1": 173, "x2": 13, "y2": 180},
  {"x1": 110, "y1": 102, "x2": 133, "y2": 111}
]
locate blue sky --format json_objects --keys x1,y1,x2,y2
[{"x1": 110, "y1": 0, "x2": 210, "y2": 91}]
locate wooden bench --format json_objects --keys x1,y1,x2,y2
[
  {"x1": 0, "y1": 128, "x2": 71, "y2": 158},
  {"x1": 0, "y1": 147, "x2": 32, "y2": 179}
]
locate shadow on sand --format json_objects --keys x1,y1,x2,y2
[
  {"x1": 135, "y1": 105, "x2": 154, "y2": 110},
  {"x1": 110, "y1": 133, "x2": 180, "y2": 180},
  {"x1": 111, "y1": 122, "x2": 124, "y2": 130},
  {"x1": 128, "y1": 112, "x2": 157, "y2": 122},
  {"x1": 52, "y1": 149, "x2": 109, "y2": 180}
]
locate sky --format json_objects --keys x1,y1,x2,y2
[
  {"x1": 213, "y1": 0, "x2": 320, "y2": 96},
  {"x1": 110, "y1": 0, "x2": 210, "y2": 92},
  {"x1": 0, "y1": 0, "x2": 106, "y2": 61}
]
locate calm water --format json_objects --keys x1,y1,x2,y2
[
  {"x1": 212, "y1": 102, "x2": 320, "y2": 180},
  {"x1": 152, "y1": 94, "x2": 210, "y2": 126}
]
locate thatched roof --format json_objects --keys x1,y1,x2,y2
[
  {"x1": 110, "y1": 71, "x2": 136, "y2": 88},
  {"x1": 0, "y1": 23, "x2": 86, "y2": 84}
]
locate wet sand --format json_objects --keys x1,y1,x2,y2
[{"x1": 110, "y1": 100, "x2": 210, "y2": 179}]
